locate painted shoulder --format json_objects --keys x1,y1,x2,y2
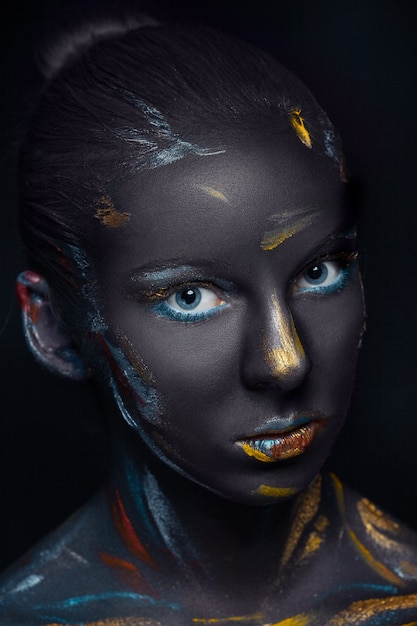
[{"x1": 329, "y1": 472, "x2": 417, "y2": 589}]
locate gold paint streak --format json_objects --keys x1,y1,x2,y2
[
  {"x1": 299, "y1": 515, "x2": 329, "y2": 561},
  {"x1": 289, "y1": 109, "x2": 312, "y2": 148},
  {"x1": 357, "y1": 497, "x2": 400, "y2": 534},
  {"x1": 264, "y1": 294, "x2": 305, "y2": 377},
  {"x1": 279, "y1": 474, "x2": 322, "y2": 572},
  {"x1": 260, "y1": 215, "x2": 315, "y2": 251},
  {"x1": 330, "y1": 473, "x2": 404, "y2": 586},
  {"x1": 401, "y1": 622, "x2": 417, "y2": 626},
  {"x1": 253, "y1": 485, "x2": 298, "y2": 498},
  {"x1": 238, "y1": 442, "x2": 276, "y2": 463},
  {"x1": 95, "y1": 195, "x2": 131, "y2": 228},
  {"x1": 200, "y1": 186, "x2": 229, "y2": 203},
  {"x1": 324, "y1": 593, "x2": 417, "y2": 625},
  {"x1": 267, "y1": 614, "x2": 312, "y2": 626},
  {"x1": 315, "y1": 514, "x2": 330, "y2": 533},
  {"x1": 401, "y1": 560, "x2": 417, "y2": 577},
  {"x1": 192, "y1": 614, "x2": 262, "y2": 623},
  {"x1": 45, "y1": 617, "x2": 162, "y2": 626},
  {"x1": 302, "y1": 530, "x2": 324, "y2": 557}
]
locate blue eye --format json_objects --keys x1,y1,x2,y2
[
  {"x1": 294, "y1": 260, "x2": 354, "y2": 295},
  {"x1": 153, "y1": 286, "x2": 227, "y2": 321}
]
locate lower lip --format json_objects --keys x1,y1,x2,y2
[{"x1": 236, "y1": 421, "x2": 322, "y2": 463}]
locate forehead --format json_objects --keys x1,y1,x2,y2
[{"x1": 98, "y1": 130, "x2": 348, "y2": 267}]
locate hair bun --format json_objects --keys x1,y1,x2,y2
[{"x1": 38, "y1": 10, "x2": 160, "y2": 80}]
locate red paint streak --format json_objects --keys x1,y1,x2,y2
[
  {"x1": 16, "y1": 282, "x2": 30, "y2": 313},
  {"x1": 100, "y1": 552, "x2": 137, "y2": 571},
  {"x1": 95, "y1": 333, "x2": 146, "y2": 407},
  {"x1": 30, "y1": 301, "x2": 41, "y2": 324},
  {"x1": 100, "y1": 551, "x2": 157, "y2": 597},
  {"x1": 110, "y1": 488, "x2": 158, "y2": 571}
]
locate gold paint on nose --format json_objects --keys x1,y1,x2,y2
[{"x1": 263, "y1": 294, "x2": 305, "y2": 377}]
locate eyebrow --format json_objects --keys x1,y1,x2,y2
[
  {"x1": 127, "y1": 259, "x2": 236, "y2": 287},
  {"x1": 260, "y1": 209, "x2": 322, "y2": 251}
]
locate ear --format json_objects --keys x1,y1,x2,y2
[{"x1": 16, "y1": 271, "x2": 92, "y2": 381}]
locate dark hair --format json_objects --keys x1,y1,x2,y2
[{"x1": 19, "y1": 16, "x2": 343, "y2": 334}]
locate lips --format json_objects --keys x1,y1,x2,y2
[{"x1": 235, "y1": 419, "x2": 325, "y2": 463}]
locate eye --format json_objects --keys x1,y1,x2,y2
[
  {"x1": 168, "y1": 287, "x2": 224, "y2": 312},
  {"x1": 153, "y1": 286, "x2": 227, "y2": 321},
  {"x1": 293, "y1": 259, "x2": 354, "y2": 295}
]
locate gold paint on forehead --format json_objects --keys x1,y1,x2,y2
[
  {"x1": 325, "y1": 593, "x2": 417, "y2": 625},
  {"x1": 199, "y1": 185, "x2": 229, "y2": 203},
  {"x1": 95, "y1": 194, "x2": 131, "y2": 228},
  {"x1": 279, "y1": 474, "x2": 322, "y2": 572},
  {"x1": 253, "y1": 485, "x2": 298, "y2": 498},
  {"x1": 260, "y1": 213, "x2": 318, "y2": 251},
  {"x1": 289, "y1": 109, "x2": 312, "y2": 149},
  {"x1": 263, "y1": 293, "x2": 305, "y2": 376}
]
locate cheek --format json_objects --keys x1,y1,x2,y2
[{"x1": 295, "y1": 281, "x2": 365, "y2": 396}]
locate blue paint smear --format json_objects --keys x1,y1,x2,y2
[{"x1": 36, "y1": 591, "x2": 181, "y2": 612}]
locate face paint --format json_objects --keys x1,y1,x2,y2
[
  {"x1": 90, "y1": 128, "x2": 364, "y2": 504},
  {"x1": 260, "y1": 211, "x2": 320, "y2": 251},
  {"x1": 199, "y1": 186, "x2": 229, "y2": 203},
  {"x1": 289, "y1": 109, "x2": 312, "y2": 149},
  {"x1": 95, "y1": 194, "x2": 131, "y2": 228}
]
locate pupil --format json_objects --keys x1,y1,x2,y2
[
  {"x1": 182, "y1": 289, "x2": 197, "y2": 304},
  {"x1": 307, "y1": 265, "x2": 323, "y2": 280}
]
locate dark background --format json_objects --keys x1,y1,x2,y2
[{"x1": 1, "y1": 0, "x2": 417, "y2": 572}]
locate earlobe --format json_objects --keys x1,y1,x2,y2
[{"x1": 16, "y1": 271, "x2": 92, "y2": 381}]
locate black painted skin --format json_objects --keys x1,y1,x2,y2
[{"x1": 1, "y1": 129, "x2": 417, "y2": 625}]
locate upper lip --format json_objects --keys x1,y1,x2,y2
[{"x1": 235, "y1": 412, "x2": 327, "y2": 441}]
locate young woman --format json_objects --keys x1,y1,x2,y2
[{"x1": 1, "y1": 14, "x2": 417, "y2": 625}]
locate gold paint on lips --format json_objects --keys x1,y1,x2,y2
[{"x1": 238, "y1": 422, "x2": 320, "y2": 463}]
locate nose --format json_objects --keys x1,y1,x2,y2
[{"x1": 242, "y1": 292, "x2": 310, "y2": 391}]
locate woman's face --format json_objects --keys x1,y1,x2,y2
[{"x1": 90, "y1": 128, "x2": 365, "y2": 504}]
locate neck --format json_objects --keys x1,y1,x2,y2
[{"x1": 103, "y1": 419, "x2": 304, "y2": 597}]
